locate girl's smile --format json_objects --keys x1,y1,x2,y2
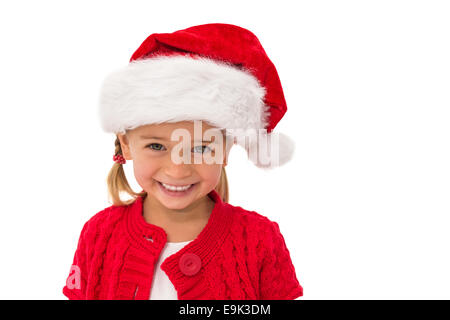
[{"x1": 154, "y1": 179, "x2": 198, "y2": 198}]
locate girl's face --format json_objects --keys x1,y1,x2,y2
[{"x1": 117, "y1": 121, "x2": 232, "y2": 210}]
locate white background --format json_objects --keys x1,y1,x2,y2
[{"x1": 0, "y1": 0, "x2": 449, "y2": 300}]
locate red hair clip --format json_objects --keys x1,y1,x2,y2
[{"x1": 113, "y1": 154, "x2": 126, "y2": 164}]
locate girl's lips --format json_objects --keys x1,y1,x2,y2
[{"x1": 155, "y1": 180, "x2": 197, "y2": 197}]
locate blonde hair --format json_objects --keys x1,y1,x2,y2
[{"x1": 106, "y1": 135, "x2": 229, "y2": 206}]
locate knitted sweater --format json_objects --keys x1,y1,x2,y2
[{"x1": 62, "y1": 190, "x2": 303, "y2": 300}]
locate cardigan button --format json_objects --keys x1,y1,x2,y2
[{"x1": 179, "y1": 253, "x2": 201, "y2": 276}]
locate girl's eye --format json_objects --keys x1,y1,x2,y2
[
  {"x1": 192, "y1": 145, "x2": 212, "y2": 153},
  {"x1": 147, "y1": 143, "x2": 166, "y2": 151}
]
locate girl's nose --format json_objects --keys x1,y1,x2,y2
[{"x1": 163, "y1": 160, "x2": 192, "y2": 180}]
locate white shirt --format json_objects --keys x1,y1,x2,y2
[{"x1": 149, "y1": 240, "x2": 193, "y2": 300}]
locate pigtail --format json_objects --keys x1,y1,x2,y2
[
  {"x1": 215, "y1": 167, "x2": 229, "y2": 203},
  {"x1": 106, "y1": 136, "x2": 146, "y2": 206}
]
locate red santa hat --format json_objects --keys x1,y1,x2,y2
[{"x1": 98, "y1": 23, "x2": 295, "y2": 168}]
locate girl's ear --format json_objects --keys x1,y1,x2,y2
[{"x1": 117, "y1": 134, "x2": 132, "y2": 160}]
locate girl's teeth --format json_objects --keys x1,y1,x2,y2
[{"x1": 161, "y1": 182, "x2": 193, "y2": 191}]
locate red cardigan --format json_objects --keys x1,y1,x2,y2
[{"x1": 63, "y1": 190, "x2": 303, "y2": 300}]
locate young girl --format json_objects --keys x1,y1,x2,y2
[{"x1": 63, "y1": 23, "x2": 303, "y2": 300}]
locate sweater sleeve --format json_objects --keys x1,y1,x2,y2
[
  {"x1": 259, "y1": 221, "x2": 303, "y2": 300},
  {"x1": 62, "y1": 221, "x2": 89, "y2": 300}
]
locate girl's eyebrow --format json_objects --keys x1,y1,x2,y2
[
  {"x1": 140, "y1": 135, "x2": 214, "y2": 143},
  {"x1": 140, "y1": 135, "x2": 166, "y2": 140}
]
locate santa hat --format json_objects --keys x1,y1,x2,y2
[{"x1": 98, "y1": 23, "x2": 295, "y2": 168}]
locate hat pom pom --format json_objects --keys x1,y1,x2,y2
[{"x1": 239, "y1": 131, "x2": 295, "y2": 169}]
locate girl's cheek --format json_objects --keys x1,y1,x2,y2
[
  {"x1": 133, "y1": 162, "x2": 157, "y2": 181},
  {"x1": 197, "y1": 165, "x2": 222, "y2": 183}
]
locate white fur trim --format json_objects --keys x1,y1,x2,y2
[{"x1": 98, "y1": 55, "x2": 270, "y2": 135}]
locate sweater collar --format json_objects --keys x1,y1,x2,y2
[{"x1": 125, "y1": 189, "x2": 233, "y2": 263}]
